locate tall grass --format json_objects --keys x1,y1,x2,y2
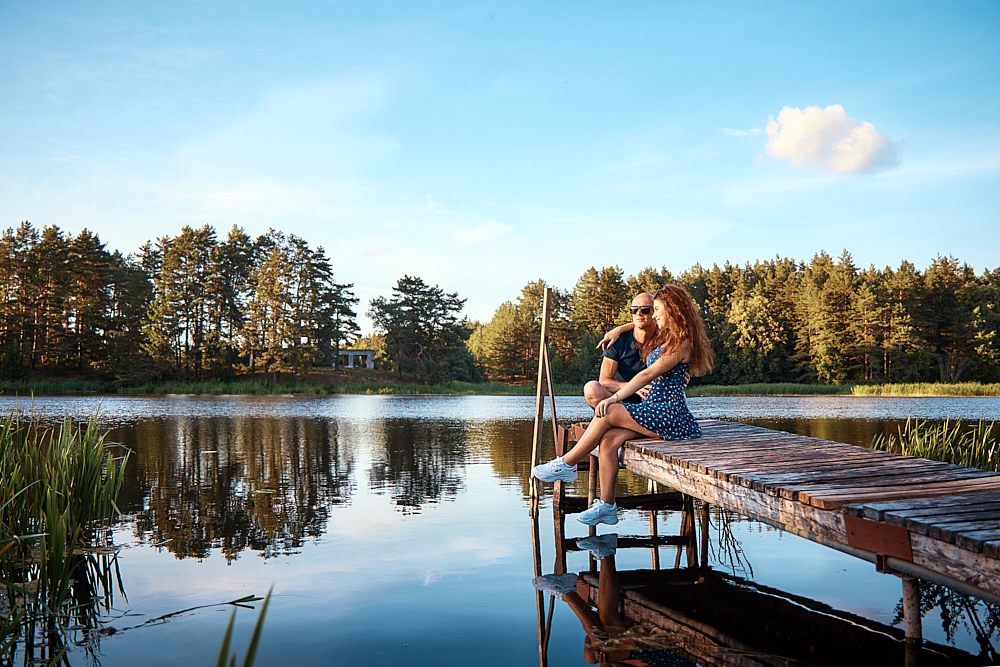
[
  {"x1": 0, "y1": 411, "x2": 129, "y2": 663},
  {"x1": 871, "y1": 417, "x2": 1000, "y2": 472},
  {"x1": 119, "y1": 379, "x2": 586, "y2": 396},
  {"x1": 685, "y1": 383, "x2": 853, "y2": 397},
  {"x1": 119, "y1": 379, "x2": 329, "y2": 395},
  {"x1": 0, "y1": 377, "x2": 110, "y2": 394},
  {"x1": 852, "y1": 382, "x2": 1000, "y2": 397}
]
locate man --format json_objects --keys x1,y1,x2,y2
[{"x1": 583, "y1": 292, "x2": 656, "y2": 408}]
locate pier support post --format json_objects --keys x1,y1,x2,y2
[
  {"x1": 902, "y1": 576, "x2": 922, "y2": 643},
  {"x1": 700, "y1": 501, "x2": 710, "y2": 568}
]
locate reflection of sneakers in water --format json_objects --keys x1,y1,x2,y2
[
  {"x1": 532, "y1": 573, "x2": 578, "y2": 599},
  {"x1": 578, "y1": 499, "x2": 619, "y2": 526},
  {"x1": 577, "y1": 534, "x2": 618, "y2": 559},
  {"x1": 532, "y1": 457, "x2": 578, "y2": 483}
]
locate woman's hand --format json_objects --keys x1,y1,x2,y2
[{"x1": 595, "y1": 394, "x2": 617, "y2": 417}]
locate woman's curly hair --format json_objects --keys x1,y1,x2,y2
[{"x1": 641, "y1": 283, "x2": 714, "y2": 377}]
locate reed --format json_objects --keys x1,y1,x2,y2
[
  {"x1": 852, "y1": 382, "x2": 1000, "y2": 397},
  {"x1": 216, "y1": 588, "x2": 272, "y2": 667},
  {"x1": 0, "y1": 377, "x2": 110, "y2": 394},
  {"x1": 685, "y1": 383, "x2": 853, "y2": 397},
  {"x1": 0, "y1": 410, "x2": 129, "y2": 662},
  {"x1": 871, "y1": 417, "x2": 1000, "y2": 472}
]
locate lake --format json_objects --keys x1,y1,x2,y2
[{"x1": 2, "y1": 394, "x2": 999, "y2": 666}]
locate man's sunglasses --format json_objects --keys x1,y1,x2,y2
[{"x1": 630, "y1": 306, "x2": 652, "y2": 315}]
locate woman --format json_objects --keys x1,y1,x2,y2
[{"x1": 532, "y1": 284, "x2": 713, "y2": 526}]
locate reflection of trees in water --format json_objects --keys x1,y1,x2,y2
[
  {"x1": 111, "y1": 417, "x2": 353, "y2": 560},
  {"x1": 367, "y1": 420, "x2": 466, "y2": 512}
]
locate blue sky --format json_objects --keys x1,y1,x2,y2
[{"x1": 2, "y1": 1, "x2": 998, "y2": 331}]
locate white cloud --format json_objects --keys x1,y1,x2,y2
[
  {"x1": 721, "y1": 127, "x2": 762, "y2": 138},
  {"x1": 764, "y1": 105, "x2": 898, "y2": 174}
]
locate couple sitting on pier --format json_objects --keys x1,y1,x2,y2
[{"x1": 533, "y1": 284, "x2": 713, "y2": 526}]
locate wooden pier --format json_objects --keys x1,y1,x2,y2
[{"x1": 623, "y1": 419, "x2": 1000, "y2": 603}]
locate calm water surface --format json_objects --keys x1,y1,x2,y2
[{"x1": 3, "y1": 394, "x2": 999, "y2": 666}]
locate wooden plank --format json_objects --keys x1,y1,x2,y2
[
  {"x1": 844, "y1": 492, "x2": 1000, "y2": 520},
  {"x1": 909, "y1": 533, "x2": 1000, "y2": 595},
  {"x1": 890, "y1": 507, "x2": 1000, "y2": 534},
  {"x1": 778, "y1": 469, "x2": 999, "y2": 500},
  {"x1": 931, "y1": 519, "x2": 1000, "y2": 543},
  {"x1": 955, "y1": 528, "x2": 1000, "y2": 553},
  {"x1": 882, "y1": 502, "x2": 1000, "y2": 525},
  {"x1": 797, "y1": 477, "x2": 1000, "y2": 509},
  {"x1": 743, "y1": 459, "x2": 977, "y2": 489},
  {"x1": 739, "y1": 456, "x2": 964, "y2": 477},
  {"x1": 985, "y1": 541, "x2": 1000, "y2": 560},
  {"x1": 673, "y1": 450, "x2": 886, "y2": 479}
]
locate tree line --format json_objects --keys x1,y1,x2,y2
[
  {"x1": 0, "y1": 222, "x2": 359, "y2": 383},
  {"x1": 3, "y1": 219, "x2": 998, "y2": 387},
  {"x1": 468, "y1": 252, "x2": 1000, "y2": 386}
]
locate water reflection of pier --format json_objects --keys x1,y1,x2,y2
[{"x1": 530, "y1": 497, "x2": 986, "y2": 666}]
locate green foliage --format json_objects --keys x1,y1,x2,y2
[
  {"x1": 4, "y1": 219, "x2": 1000, "y2": 393},
  {"x1": 0, "y1": 343, "x2": 26, "y2": 380},
  {"x1": 369, "y1": 275, "x2": 480, "y2": 382},
  {"x1": 571, "y1": 265, "x2": 629, "y2": 334},
  {"x1": 871, "y1": 417, "x2": 999, "y2": 472}
]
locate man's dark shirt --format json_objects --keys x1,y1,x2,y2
[{"x1": 603, "y1": 330, "x2": 645, "y2": 403}]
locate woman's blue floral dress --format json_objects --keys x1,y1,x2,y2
[{"x1": 623, "y1": 346, "x2": 700, "y2": 440}]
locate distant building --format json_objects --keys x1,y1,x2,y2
[{"x1": 340, "y1": 350, "x2": 375, "y2": 369}]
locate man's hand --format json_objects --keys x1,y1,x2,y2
[{"x1": 596, "y1": 328, "x2": 623, "y2": 351}]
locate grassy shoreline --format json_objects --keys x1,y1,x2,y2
[{"x1": 4, "y1": 378, "x2": 1000, "y2": 397}]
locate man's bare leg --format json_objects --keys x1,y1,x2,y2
[{"x1": 583, "y1": 380, "x2": 614, "y2": 408}]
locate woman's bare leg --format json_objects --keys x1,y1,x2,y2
[
  {"x1": 562, "y1": 404, "x2": 658, "y2": 467},
  {"x1": 598, "y1": 428, "x2": 634, "y2": 504}
]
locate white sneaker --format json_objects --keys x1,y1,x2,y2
[
  {"x1": 578, "y1": 499, "x2": 619, "y2": 526},
  {"x1": 577, "y1": 534, "x2": 618, "y2": 559},
  {"x1": 532, "y1": 457, "x2": 578, "y2": 483},
  {"x1": 532, "y1": 573, "x2": 578, "y2": 599}
]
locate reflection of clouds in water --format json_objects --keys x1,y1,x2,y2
[{"x1": 446, "y1": 536, "x2": 515, "y2": 563}]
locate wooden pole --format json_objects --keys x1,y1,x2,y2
[
  {"x1": 902, "y1": 576, "x2": 922, "y2": 667},
  {"x1": 530, "y1": 504, "x2": 548, "y2": 667},
  {"x1": 700, "y1": 501, "x2": 711, "y2": 568},
  {"x1": 530, "y1": 288, "x2": 554, "y2": 499},
  {"x1": 649, "y1": 509, "x2": 661, "y2": 570},
  {"x1": 544, "y1": 345, "x2": 559, "y2": 447},
  {"x1": 902, "y1": 576, "x2": 922, "y2": 642}
]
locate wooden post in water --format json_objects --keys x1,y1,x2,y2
[
  {"x1": 530, "y1": 507, "x2": 549, "y2": 667},
  {"x1": 649, "y1": 509, "x2": 661, "y2": 570},
  {"x1": 902, "y1": 576, "x2": 922, "y2": 642},
  {"x1": 530, "y1": 288, "x2": 554, "y2": 500},
  {"x1": 700, "y1": 501, "x2": 711, "y2": 568}
]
